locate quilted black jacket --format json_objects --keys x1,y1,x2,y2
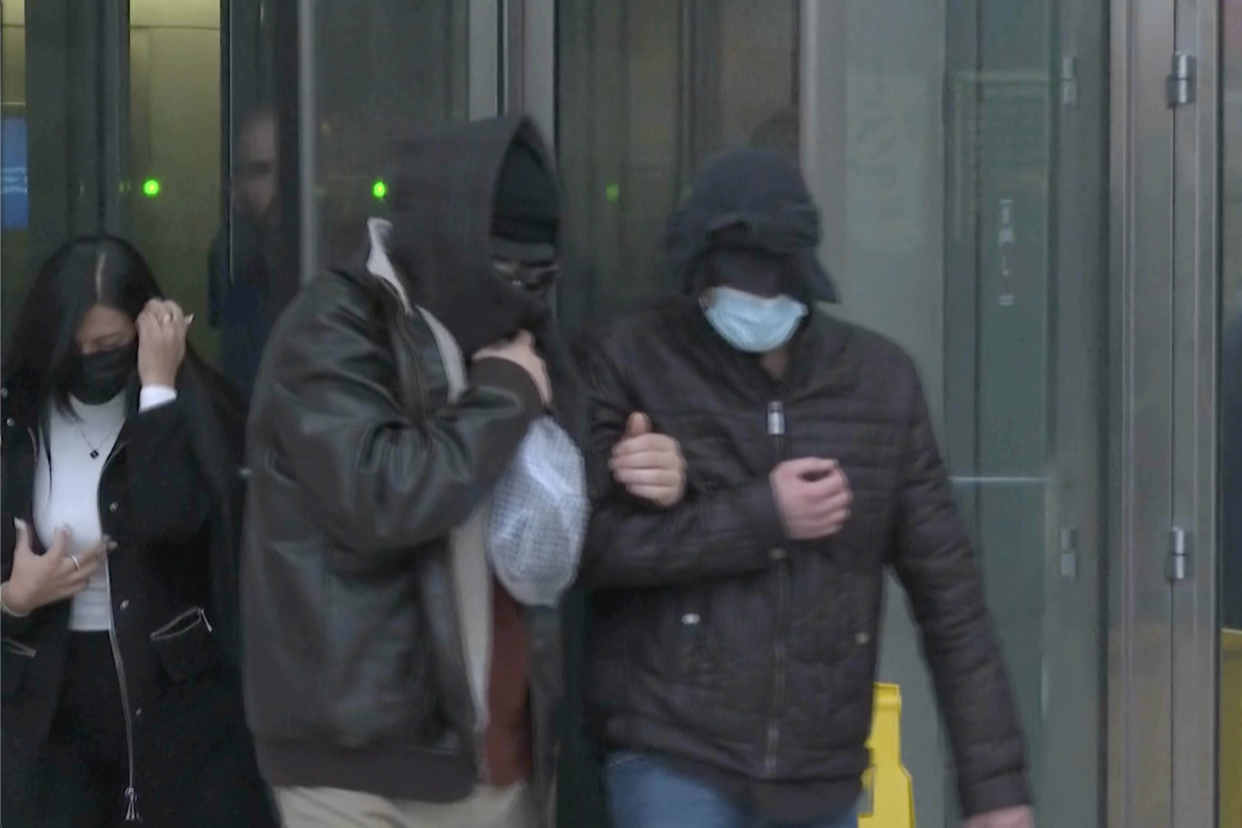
[{"x1": 578, "y1": 298, "x2": 1031, "y2": 818}]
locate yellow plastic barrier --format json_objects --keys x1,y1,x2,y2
[
  {"x1": 859, "y1": 683, "x2": 916, "y2": 828},
  {"x1": 1223, "y1": 629, "x2": 1242, "y2": 828}
]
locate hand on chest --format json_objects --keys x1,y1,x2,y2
[
  {"x1": 657, "y1": 397, "x2": 902, "y2": 529},
  {"x1": 32, "y1": 401, "x2": 129, "y2": 551},
  {"x1": 656, "y1": 402, "x2": 842, "y2": 489}
]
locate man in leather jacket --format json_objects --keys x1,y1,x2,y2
[
  {"x1": 241, "y1": 115, "x2": 583, "y2": 828},
  {"x1": 577, "y1": 148, "x2": 1034, "y2": 828}
]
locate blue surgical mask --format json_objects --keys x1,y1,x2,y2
[{"x1": 702, "y1": 286, "x2": 808, "y2": 353}]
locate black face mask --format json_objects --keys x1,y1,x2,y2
[{"x1": 69, "y1": 342, "x2": 138, "y2": 405}]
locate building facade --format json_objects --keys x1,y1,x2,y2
[{"x1": 0, "y1": 1, "x2": 1236, "y2": 826}]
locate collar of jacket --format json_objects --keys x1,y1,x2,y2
[
  {"x1": 683, "y1": 299, "x2": 859, "y2": 399},
  {"x1": 365, "y1": 218, "x2": 414, "y2": 315}
]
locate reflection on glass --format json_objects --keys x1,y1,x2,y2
[
  {"x1": 1220, "y1": 2, "x2": 1242, "y2": 823},
  {"x1": 311, "y1": 0, "x2": 468, "y2": 268},
  {"x1": 210, "y1": 104, "x2": 279, "y2": 399},
  {"x1": 207, "y1": 0, "x2": 289, "y2": 400}
]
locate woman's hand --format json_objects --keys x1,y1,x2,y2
[
  {"x1": 1, "y1": 520, "x2": 106, "y2": 615},
  {"x1": 137, "y1": 299, "x2": 192, "y2": 388}
]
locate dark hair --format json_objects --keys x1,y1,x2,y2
[{"x1": 2, "y1": 235, "x2": 162, "y2": 417}]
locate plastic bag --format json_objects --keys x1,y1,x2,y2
[{"x1": 486, "y1": 417, "x2": 587, "y2": 606}]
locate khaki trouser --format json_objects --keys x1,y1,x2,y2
[{"x1": 276, "y1": 783, "x2": 536, "y2": 828}]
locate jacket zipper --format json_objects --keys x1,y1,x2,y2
[
  {"x1": 388, "y1": 287, "x2": 427, "y2": 411},
  {"x1": 765, "y1": 400, "x2": 789, "y2": 776},
  {"x1": 18, "y1": 421, "x2": 139, "y2": 816},
  {"x1": 101, "y1": 441, "x2": 141, "y2": 822},
  {"x1": 21, "y1": 424, "x2": 138, "y2": 814}
]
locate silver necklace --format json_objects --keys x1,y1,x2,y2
[{"x1": 77, "y1": 417, "x2": 125, "y2": 459}]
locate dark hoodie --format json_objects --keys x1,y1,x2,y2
[
  {"x1": 383, "y1": 114, "x2": 585, "y2": 446},
  {"x1": 380, "y1": 114, "x2": 584, "y2": 794},
  {"x1": 666, "y1": 147, "x2": 838, "y2": 304}
]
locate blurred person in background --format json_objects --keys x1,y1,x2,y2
[
  {"x1": 207, "y1": 105, "x2": 280, "y2": 400},
  {"x1": 242, "y1": 114, "x2": 589, "y2": 828},
  {"x1": 0, "y1": 236, "x2": 274, "y2": 827},
  {"x1": 577, "y1": 149, "x2": 1034, "y2": 828}
]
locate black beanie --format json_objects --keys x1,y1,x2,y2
[{"x1": 492, "y1": 142, "x2": 559, "y2": 255}]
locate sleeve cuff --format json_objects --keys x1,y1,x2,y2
[
  {"x1": 0, "y1": 583, "x2": 30, "y2": 617},
  {"x1": 738, "y1": 479, "x2": 788, "y2": 552},
  {"x1": 959, "y1": 771, "x2": 1032, "y2": 818},
  {"x1": 139, "y1": 385, "x2": 178, "y2": 412},
  {"x1": 470, "y1": 358, "x2": 544, "y2": 423}
]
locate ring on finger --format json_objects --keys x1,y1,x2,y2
[{"x1": 69, "y1": 554, "x2": 81, "y2": 570}]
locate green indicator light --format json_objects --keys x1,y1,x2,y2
[
  {"x1": 372, "y1": 179, "x2": 387, "y2": 200},
  {"x1": 142, "y1": 178, "x2": 161, "y2": 198},
  {"x1": 605, "y1": 183, "x2": 620, "y2": 203}
]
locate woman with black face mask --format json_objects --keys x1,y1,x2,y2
[{"x1": 0, "y1": 236, "x2": 275, "y2": 827}]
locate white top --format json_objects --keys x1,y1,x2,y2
[{"x1": 33, "y1": 386, "x2": 177, "y2": 631}]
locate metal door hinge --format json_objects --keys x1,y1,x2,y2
[
  {"x1": 1167, "y1": 53, "x2": 1197, "y2": 108},
  {"x1": 1059, "y1": 527, "x2": 1079, "y2": 580},
  {"x1": 1060, "y1": 57, "x2": 1079, "y2": 108},
  {"x1": 1168, "y1": 527, "x2": 1194, "y2": 581}
]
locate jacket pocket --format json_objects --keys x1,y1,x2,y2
[
  {"x1": 670, "y1": 594, "x2": 711, "y2": 680},
  {"x1": 149, "y1": 607, "x2": 220, "y2": 683},
  {"x1": 1, "y1": 636, "x2": 36, "y2": 697}
]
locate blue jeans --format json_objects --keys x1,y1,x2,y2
[{"x1": 604, "y1": 752, "x2": 859, "y2": 828}]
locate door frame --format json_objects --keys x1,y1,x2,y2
[
  {"x1": 1170, "y1": 0, "x2": 1222, "y2": 822},
  {"x1": 504, "y1": 0, "x2": 554, "y2": 145},
  {"x1": 1110, "y1": 0, "x2": 1225, "y2": 824},
  {"x1": 1108, "y1": 0, "x2": 1179, "y2": 825},
  {"x1": 1045, "y1": 0, "x2": 1112, "y2": 821}
]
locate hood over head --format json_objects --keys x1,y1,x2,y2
[
  {"x1": 385, "y1": 114, "x2": 560, "y2": 356},
  {"x1": 381, "y1": 114, "x2": 584, "y2": 447},
  {"x1": 666, "y1": 147, "x2": 838, "y2": 304}
]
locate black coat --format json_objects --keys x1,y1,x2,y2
[
  {"x1": 578, "y1": 300, "x2": 1031, "y2": 818},
  {"x1": 0, "y1": 366, "x2": 275, "y2": 827}
]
